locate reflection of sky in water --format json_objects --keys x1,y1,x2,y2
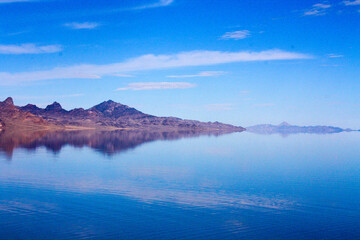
[{"x1": 0, "y1": 132, "x2": 359, "y2": 239}]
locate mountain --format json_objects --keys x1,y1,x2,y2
[
  {"x1": 0, "y1": 97, "x2": 245, "y2": 132},
  {"x1": 246, "y1": 122, "x2": 350, "y2": 135},
  {"x1": 89, "y1": 100, "x2": 146, "y2": 118},
  {"x1": 0, "y1": 97, "x2": 55, "y2": 131},
  {"x1": 0, "y1": 119, "x2": 4, "y2": 132}
]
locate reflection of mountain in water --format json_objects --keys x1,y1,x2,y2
[{"x1": 0, "y1": 129, "x2": 236, "y2": 159}]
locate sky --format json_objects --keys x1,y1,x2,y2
[{"x1": 0, "y1": 0, "x2": 359, "y2": 128}]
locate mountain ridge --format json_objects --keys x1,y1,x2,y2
[
  {"x1": 0, "y1": 97, "x2": 245, "y2": 132},
  {"x1": 246, "y1": 122, "x2": 353, "y2": 135},
  {"x1": 0, "y1": 97, "x2": 52, "y2": 131}
]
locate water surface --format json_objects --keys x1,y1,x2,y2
[{"x1": 0, "y1": 130, "x2": 359, "y2": 239}]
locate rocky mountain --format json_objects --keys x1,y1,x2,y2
[
  {"x1": 0, "y1": 119, "x2": 4, "y2": 132},
  {"x1": 90, "y1": 100, "x2": 146, "y2": 118},
  {"x1": 0, "y1": 97, "x2": 54, "y2": 131},
  {"x1": 246, "y1": 122, "x2": 350, "y2": 135},
  {"x1": 0, "y1": 97, "x2": 245, "y2": 132}
]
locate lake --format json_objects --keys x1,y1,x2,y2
[{"x1": 0, "y1": 130, "x2": 359, "y2": 239}]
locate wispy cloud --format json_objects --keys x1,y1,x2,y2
[
  {"x1": 96, "y1": 0, "x2": 174, "y2": 15},
  {"x1": 304, "y1": 9, "x2": 324, "y2": 16},
  {"x1": 304, "y1": 3, "x2": 332, "y2": 16},
  {"x1": 327, "y1": 53, "x2": 344, "y2": 58},
  {"x1": 112, "y1": 73, "x2": 135, "y2": 77},
  {"x1": 132, "y1": 0, "x2": 174, "y2": 10},
  {"x1": 343, "y1": 0, "x2": 360, "y2": 5},
  {"x1": 0, "y1": 44, "x2": 62, "y2": 54},
  {"x1": 64, "y1": 22, "x2": 100, "y2": 30},
  {"x1": 0, "y1": 49, "x2": 311, "y2": 85},
  {"x1": 221, "y1": 30, "x2": 250, "y2": 40},
  {"x1": 0, "y1": 0, "x2": 31, "y2": 3},
  {"x1": 116, "y1": 82, "x2": 196, "y2": 91},
  {"x1": 313, "y1": 3, "x2": 331, "y2": 8},
  {"x1": 167, "y1": 71, "x2": 226, "y2": 78},
  {"x1": 5, "y1": 30, "x2": 30, "y2": 36}
]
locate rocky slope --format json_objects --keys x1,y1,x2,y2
[
  {"x1": 0, "y1": 119, "x2": 4, "y2": 131},
  {"x1": 0, "y1": 97, "x2": 245, "y2": 132},
  {"x1": 0, "y1": 97, "x2": 55, "y2": 131}
]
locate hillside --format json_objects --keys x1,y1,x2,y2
[{"x1": 0, "y1": 97, "x2": 58, "y2": 131}]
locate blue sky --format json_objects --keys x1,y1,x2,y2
[{"x1": 0, "y1": 0, "x2": 359, "y2": 128}]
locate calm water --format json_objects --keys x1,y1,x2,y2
[{"x1": 0, "y1": 130, "x2": 359, "y2": 239}]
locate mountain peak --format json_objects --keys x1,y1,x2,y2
[
  {"x1": 102, "y1": 100, "x2": 120, "y2": 106},
  {"x1": 279, "y1": 122, "x2": 290, "y2": 126},
  {"x1": 3, "y1": 97, "x2": 14, "y2": 105},
  {"x1": 91, "y1": 100, "x2": 123, "y2": 111},
  {"x1": 90, "y1": 100, "x2": 145, "y2": 118},
  {"x1": 45, "y1": 101, "x2": 63, "y2": 111},
  {"x1": 24, "y1": 104, "x2": 38, "y2": 108}
]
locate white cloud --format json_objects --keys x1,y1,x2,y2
[
  {"x1": 327, "y1": 54, "x2": 344, "y2": 58},
  {"x1": 64, "y1": 22, "x2": 100, "y2": 29},
  {"x1": 133, "y1": 0, "x2": 174, "y2": 10},
  {"x1": 116, "y1": 82, "x2": 196, "y2": 91},
  {"x1": 0, "y1": 0, "x2": 31, "y2": 3},
  {"x1": 112, "y1": 73, "x2": 135, "y2": 77},
  {"x1": 167, "y1": 71, "x2": 226, "y2": 78},
  {"x1": 343, "y1": 0, "x2": 360, "y2": 5},
  {"x1": 102, "y1": 0, "x2": 173, "y2": 14},
  {"x1": 221, "y1": 30, "x2": 250, "y2": 40},
  {"x1": 0, "y1": 49, "x2": 312, "y2": 85},
  {"x1": 304, "y1": 9, "x2": 323, "y2": 16},
  {"x1": 304, "y1": 3, "x2": 332, "y2": 16},
  {"x1": 6, "y1": 30, "x2": 30, "y2": 36},
  {"x1": 313, "y1": 3, "x2": 331, "y2": 8},
  {"x1": 0, "y1": 44, "x2": 62, "y2": 54}
]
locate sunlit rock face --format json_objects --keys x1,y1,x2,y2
[
  {"x1": 0, "y1": 97, "x2": 50, "y2": 131},
  {"x1": 0, "y1": 120, "x2": 4, "y2": 131}
]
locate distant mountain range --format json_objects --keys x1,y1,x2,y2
[
  {"x1": 0, "y1": 97, "x2": 245, "y2": 132},
  {"x1": 246, "y1": 122, "x2": 355, "y2": 135},
  {"x1": 1, "y1": 97, "x2": 356, "y2": 135}
]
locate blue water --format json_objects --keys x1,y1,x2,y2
[{"x1": 0, "y1": 131, "x2": 359, "y2": 239}]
